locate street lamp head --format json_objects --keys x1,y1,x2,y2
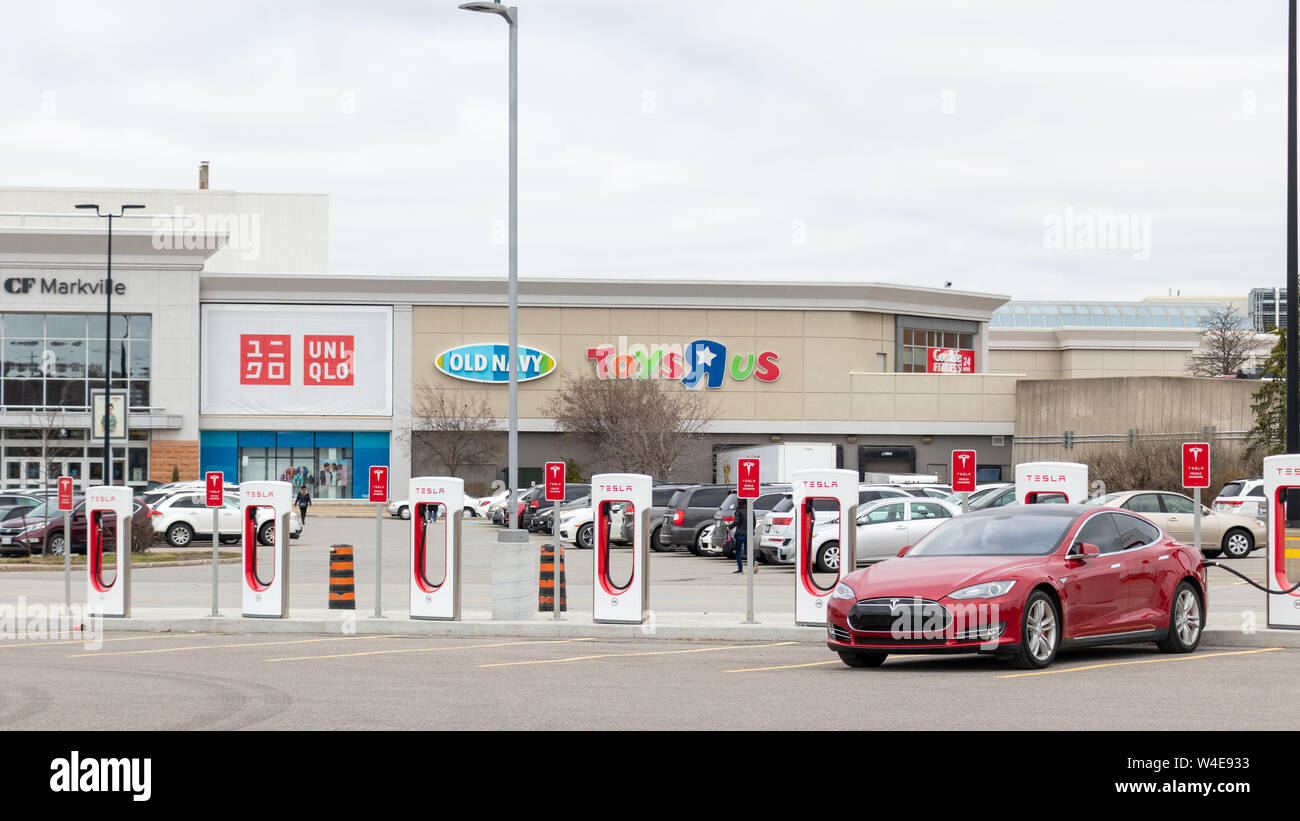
[
  {"x1": 121, "y1": 204, "x2": 146, "y2": 211},
  {"x1": 459, "y1": 2, "x2": 515, "y2": 23},
  {"x1": 75, "y1": 204, "x2": 99, "y2": 210}
]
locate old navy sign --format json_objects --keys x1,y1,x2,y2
[
  {"x1": 588, "y1": 336, "x2": 779, "y2": 388},
  {"x1": 435, "y1": 343, "x2": 556, "y2": 384}
]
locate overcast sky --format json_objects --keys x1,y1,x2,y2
[{"x1": 0, "y1": 0, "x2": 1291, "y2": 300}]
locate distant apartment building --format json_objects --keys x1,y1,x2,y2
[{"x1": 1249, "y1": 287, "x2": 1288, "y2": 332}]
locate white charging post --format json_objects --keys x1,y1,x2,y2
[
  {"x1": 1014, "y1": 462, "x2": 1088, "y2": 504},
  {"x1": 591, "y1": 473, "x2": 651, "y2": 624},
  {"x1": 409, "y1": 476, "x2": 463, "y2": 621},
  {"x1": 85, "y1": 485, "x2": 132, "y2": 619},
  {"x1": 1265, "y1": 455, "x2": 1300, "y2": 629},
  {"x1": 241, "y1": 480, "x2": 292, "y2": 618},
  {"x1": 793, "y1": 469, "x2": 858, "y2": 626}
]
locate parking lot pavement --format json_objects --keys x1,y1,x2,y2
[{"x1": 0, "y1": 630, "x2": 1294, "y2": 730}]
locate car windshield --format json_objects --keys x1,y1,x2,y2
[
  {"x1": 770, "y1": 497, "x2": 794, "y2": 513},
  {"x1": 14, "y1": 501, "x2": 53, "y2": 519},
  {"x1": 968, "y1": 486, "x2": 1013, "y2": 510},
  {"x1": 906, "y1": 511, "x2": 1076, "y2": 557}
]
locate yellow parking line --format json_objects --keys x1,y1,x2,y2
[
  {"x1": 998, "y1": 647, "x2": 1282, "y2": 678},
  {"x1": 67, "y1": 634, "x2": 405, "y2": 658},
  {"x1": 266, "y1": 637, "x2": 599, "y2": 662},
  {"x1": 479, "y1": 641, "x2": 799, "y2": 668},
  {"x1": 0, "y1": 634, "x2": 209, "y2": 650},
  {"x1": 726, "y1": 660, "x2": 841, "y2": 673}
]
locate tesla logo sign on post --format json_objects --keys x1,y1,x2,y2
[
  {"x1": 545, "y1": 462, "x2": 566, "y2": 502},
  {"x1": 369, "y1": 466, "x2": 389, "y2": 503},
  {"x1": 951, "y1": 450, "x2": 977, "y2": 493},
  {"x1": 737, "y1": 458, "x2": 760, "y2": 499},
  {"x1": 1182, "y1": 442, "x2": 1210, "y2": 489},
  {"x1": 57, "y1": 477, "x2": 73, "y2": 512},
  {"x1": 205, "y1": 471, "x2": 223, "y2": 508}
]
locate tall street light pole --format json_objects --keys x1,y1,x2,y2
[
  {"x1": 1289, "y1": 0, "x2": 1298, "y2": 454},
  {"x1": 76, "y1": 203, "x2": 145, "y2": 486},
  {"x1": 460, "y1": 1, "x2": 520, "y2": 528}
]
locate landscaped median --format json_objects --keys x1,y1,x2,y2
[{"x1": 0, "y1": 552, "x2": 241, "y2": 571}]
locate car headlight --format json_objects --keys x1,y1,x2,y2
[
  {"x1": 831, "y1": 582, "x2": 856, "y2": 600},
  {"x1": 948, "y1": 580, "x2": 1017, "y2": 600}
]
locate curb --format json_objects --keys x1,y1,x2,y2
[
  {"x1": 78, "y1": 615, "x2": 1300, "y2": 648},
  {"x1": 0, "y1": 558, "x2": 242, "y2": 573}
]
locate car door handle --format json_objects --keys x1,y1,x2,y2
[{"x1": 1110, "y1": 562, "x2": 1122, "y2": 569}]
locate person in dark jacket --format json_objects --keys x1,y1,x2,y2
[
  {"x1": 732, "y1": 500, "x2": 752, "y2": 574},
  {"x1": 296, "y1": 487, "x2": 311, "y2": 521}
]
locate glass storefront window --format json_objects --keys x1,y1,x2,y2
[
  {"x1": 237, "y1": 446, "x2": 354, "y2": 499},
  {"x1": 1, "y1": 313, "x2": 150, "y2": 411}
]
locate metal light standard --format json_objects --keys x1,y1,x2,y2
[
  {"x1": 459, "y1": 1, "x2": 521, "y2": 530},
  {"x1": 75, "y1": 203, "x2": 144, "y2": 485}
]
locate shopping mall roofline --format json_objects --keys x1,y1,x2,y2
[
  {"x1": 428, "y1": 417, "x2": 1017, "y2": 436},
  {"x1": 199, "y1": 272, "x2": 1010, "y2": 320},
  {"x1": 0, "y1": 226, "x2": 224, "y2": 269}
]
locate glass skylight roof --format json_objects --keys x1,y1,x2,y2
[{"x1": 990, "y1": 301, "x2": 1228, "y2": 329}]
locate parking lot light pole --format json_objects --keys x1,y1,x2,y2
[
  {"x1": 1289, "y1": 0, "x2": 1298, "y2": 454},
  {"x1": 459, "y1": 1, "x2": 520, "y2": 531},
  {"x1": 76, "y1": 203, "x2": 145, "y2": 486}
]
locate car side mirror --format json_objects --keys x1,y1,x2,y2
[
  {"x1": 897, "y1": 545, "x2": 912, "y2": 558},
  {"x1": 1069, "y1": 542, "x2": 1100, "y2": 559}
]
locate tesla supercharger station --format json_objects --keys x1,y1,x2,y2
[
  {"x1": 86, "y1": 485, "x2": 132, "y2": 618},
  {"x1": 1265, "y1": 455, "x2": 1300, "y2": 629},
  {"x1": 409, "y1": 476, "x2": 463, "y2": 620},
  {"x1": 592, "y1": 473, "x2": 651, "y2": 624},
  {"x1": 1014, "y1": 461, "x2": 1089, "y2": 504},
  {"x1": 794, "y1": 469, "x2": 858, "y2": 626},
  {"x1": 241, "y1": 480, "x2": 292, "y2": 618}
]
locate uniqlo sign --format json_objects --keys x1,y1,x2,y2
[
  {"x1": 951, "y1": 450, "x2": 977, "y2": 493},
  {"x1": 201, "y1": 305, "x2": 392, "y2": 416},
  {"x1": 927, "y1": 348, "x2": 976, "y2": 374},
  {"x1": 545, "y1": 462, "x2": 566, "y2": 501},
  {"x1": 240, "y1": 334, "x2": 291, "y2": 385},
  {"x1": 369, "y1": 466, "x2": 388, "y2": 503},
  {"x1": 1182, "y1": 442, "x2": 1211, "y2": 489},
  {"x1": 737, "y1": 458, "x2": 760, "y2": 499},
  {"x1": 304, "y1": 335, "x2": 355, "y2": 386}
]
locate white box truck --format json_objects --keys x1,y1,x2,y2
[{"x1": 714, "y1": 443, "x2": 837, "y2": 485}]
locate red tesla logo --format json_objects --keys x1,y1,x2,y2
[
  {"x1": 369, "y1": 466, "x2": 388, "y2": 503},
  {"x1": 1182, "y1": 443, "x2": 1210, "y2": 489},
  {"x1": 206, "y1": 472, "x2": 223, "y2": 507}
]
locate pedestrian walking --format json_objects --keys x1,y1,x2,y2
[
  {"x1": 297, "y1": 486, "x2": 311, "y2": 521},
  {"x1": 732, "y1": 500, "x2": 752, "y2": 574}
]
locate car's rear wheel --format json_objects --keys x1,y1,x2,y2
[
  {"x1": 649, "y1": 525, "x2": 671, "y2": 552},
  {"x1": 838, "y1": 651, "x2": 887, "y2": 668},
  {"x1": 1220, "y1": 528, "x2": 1254, "y2": 559},
  {"x1": 815, "y1": 540, "x2": 839, "y2": 573},
  {"x1": 1010, "y1": 591, "x2": 1060, "y2": 669},
  {"x1": 1157, "y1": 581, "x2": 1203, "y2": 653},
  {"x1": 398, "y1": 506, "x2": 411, "y2": 520},
  {"x1": 166, "y1": 522, "x2": 195, "y2": 548},
  {"x1": 258, "y1": 521, "x2": 275, "y2": 546}
]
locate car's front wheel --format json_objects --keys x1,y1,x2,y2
[
  {"x1": 397, "y1": 506, "x2": 411, "y2": 520},
  {"x1": 838, "y1": 651, "x2": 886, "y2": 668},
  {"x1": 166, "y1": 522, "x2": 194, "y2": 548},
  {"x1": 1220, "y1": 528, "x2": 1254, "y2": 560},
  {"x1": 815, "y1": 540, "x2": 839, "y2": 573},
  {"x1": 1010, "y1": 590, "x2": 1060, "y2": 669},
  {"x1": 258, "y1": 521, "x2": 275, "y2": 546},
  {"x1": 463, "y1": 506, "x2": 476, "y2": 518},
  {"x1": 577, "y1": 522, "x2": 594, "y2": 550},
  {"x1": 1157, "y1": 581, "x2": 1203, "y2": 653},
  {"x1": 46, "y1": 531, "x2": 66, "y2": 556}
]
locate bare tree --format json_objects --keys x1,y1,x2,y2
[
  {"x1": 408, "y1": 381, "x2": 501, "y2": 478},
  {"x1": 1187, "y1": 305, "x2": 1254, "y2": 377},
  {"x1": 545, "y1": 374, "x2": 718, "y2": 480}
]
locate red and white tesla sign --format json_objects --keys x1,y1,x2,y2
[
  {"x1": 951, "y1": 450, "x2": 977, "y2": 493},
  {"x1": 369, "y1": 466, "x2": 389, "y2": 503},
  {"x1": 57, "y1": 477, "x2": 73, "y2": 512},
  {"x1": 927, "y1": 348, "x2": 975, "y2": 374},
  {"x1": 1182, "y1": 442, "x2": 1211, "y2": 489},
  {"x1": 737, "y1": 458, "x2": 760, "y2": 499},
  {"x1": 545, "y1": 462, "x2": 566, "y2": 501},
  {"x1": 205, "y1": 471, "x2": 224, "y2": 508}
]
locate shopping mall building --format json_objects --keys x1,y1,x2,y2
[{"x1": 0, "y1": 184, "x2": 1257, "y2": 497}]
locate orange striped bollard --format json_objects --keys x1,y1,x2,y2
[
  {"x1": 539, "y1": 542, "x2": 567, "y2": 612},
  {"x1": 329, "y1": 544, "x2": 356, "y2": 609}
]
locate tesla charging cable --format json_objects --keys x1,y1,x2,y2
[{"x1": 1203, "y1": 560, "x2": 1300, "y2": 595}]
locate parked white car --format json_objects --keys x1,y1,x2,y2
[
  {"x1": 387, "y1": 494, "x2": 480, "y2": 520},
  {"x1": 150, "y1": 491, "x2": 301, "y2": 547},
  {"x1": 1212, "y1": 478, "x2": 1267, "y2": 520},
  {"x1": 557, "y1": 505, "x2": 595, "y2": 549},
  {"x1": 757, "y1": 485, "x2": 913, "y2": 562},
  {"x1": 808, "y1": 497, "x2": 961, "y2": 571}
]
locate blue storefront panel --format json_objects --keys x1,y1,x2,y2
[{"x1": 200, "y1": 431, "x2": 390, "y2": 499}]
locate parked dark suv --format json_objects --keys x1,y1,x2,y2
[
  {"x1": 520, "y1": 484, "x2": 589, "y2": 531},
  {"x1": 660, "y1": 485, "x2": 732, "y2": 555},
  {"x1": 709, "y1": 486, "x2": 792, "y2": 557},
  {"x1": 619, "y1": 484, "x2": 698, "y2": 552}
]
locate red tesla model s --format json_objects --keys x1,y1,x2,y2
[{"x1": 826, "y1": 504, "x2": 1206, "y2": 669}]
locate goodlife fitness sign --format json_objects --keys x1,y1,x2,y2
[
  {"x1": 200, "y1": 305, "x2": 393, "y2": 416},
  {"x1": 927, "y1": 348, "x2": 975, "y2": 374}
]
